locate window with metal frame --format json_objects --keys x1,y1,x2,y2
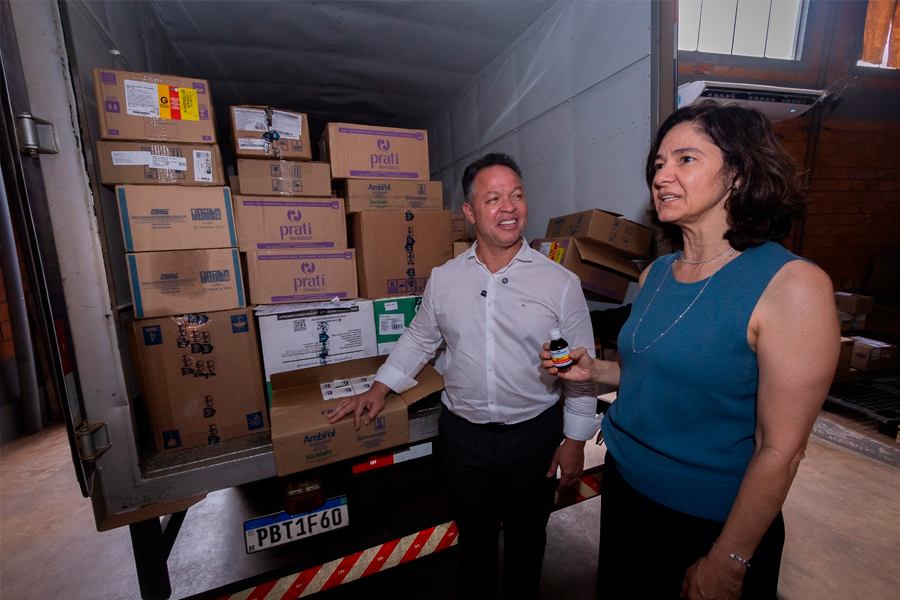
[{"x1": 678, "y1": 0, "x2": 807, "y2": 61}]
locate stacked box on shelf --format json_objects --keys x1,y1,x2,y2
[
  {"x1": 125, "y1": 308, "x2": 269, "y2": 453},
  {"x1": 835, "y1": 292, "x2": 874, "y2": 332},
  {"x1": 535, "y1": 209, "x2": 653, "y2": 303}
]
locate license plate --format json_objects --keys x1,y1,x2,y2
[{"x1": 244, "y1": 496, "x2": 349, "y2": 553}]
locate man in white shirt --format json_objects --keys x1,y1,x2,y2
[{"x1": 328, "y1": 153, "x2": 599, "y2": 599}]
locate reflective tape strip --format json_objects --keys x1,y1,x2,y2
[{"x1": 218, "y1": 522, "x2": 458, "y2": 600}]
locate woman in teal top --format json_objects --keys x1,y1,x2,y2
[{"x1": 542, "y1": 103, "x2": 839, "y2": 599}]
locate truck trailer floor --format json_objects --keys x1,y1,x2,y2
[{"x1": 1, "y1": 416, "x2": 899, "y2": 600}]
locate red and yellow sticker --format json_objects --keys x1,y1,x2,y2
[{"x1": 157, "y1": 85, "x2": 199, "y2": 121}]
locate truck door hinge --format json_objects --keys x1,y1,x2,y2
[
  {"x1": 15, "y1": 112, "x2": 60, "y2": 157},
  {"x1": 76, "y1": 421, "x2": 111, "y2": 463}
]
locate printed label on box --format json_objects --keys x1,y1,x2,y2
[
  {"x1": 112, "y1": 150, "x2": 153, "y2": 166},
  {"x1": 149, "y1": 154, "x2": 187, "y2": 171},
  {"x1": 142, "y1": 325, "x2": 163, "y2": 346},
  {"x1": 379, "y1": 314, "x2": 406, "y2": 336},
  {"x1": 193, "y1": 150, "x2": 213, "y2": 182},
  {"x1": 271, "y1": 111, "x2": 302, "y2": 139},
  {"x1": 234, "y1": 108, "x2": 267, "y2": 132},
  {"x1": 239, "y1": 138, "x2": 268, "y2": 150}
]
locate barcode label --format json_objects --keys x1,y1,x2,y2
[
  {"x1": 379, "y1": 315, "x2": 406, "y2": 336},
  {"x1": 193, "y1": 150, "x2": 213, "y2": 182},
  {"x1": 293, "y1": 319, "x2": 306, "y2": 332}
]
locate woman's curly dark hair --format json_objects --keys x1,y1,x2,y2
[{"x1": 645, "y1": 101, "x2": 807, "y2": 251}]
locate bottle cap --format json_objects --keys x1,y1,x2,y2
[{"x1": 549, "y1": 328, "x2": 562, "y2": 340}]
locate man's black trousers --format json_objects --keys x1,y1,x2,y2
[{"x1": 439, "y1": 405, "x2": 563, "y2": 599}]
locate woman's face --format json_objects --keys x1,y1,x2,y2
[{"x1": 651, "y1": 122, "x2": 733, "y2": 230}]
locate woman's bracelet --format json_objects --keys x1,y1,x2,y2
[{"x1": 711, "y1": 542, "x2": 751, "y2": 568}]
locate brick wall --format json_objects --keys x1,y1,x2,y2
[{"x1": 679, "y1": 0, "x2": 900, "y2": 291}]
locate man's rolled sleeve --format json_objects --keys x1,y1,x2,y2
[
  {"x1": 374, "y1": 277, "x2": 444, "y2": 395},
  {"x1": 559, "y1": 277, "x2": 601, "y2": 441}
]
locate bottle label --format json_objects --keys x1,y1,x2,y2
[{"x1": 550, "y1": 348, "x2": 573, "y2": 368}]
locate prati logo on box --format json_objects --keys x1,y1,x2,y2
[
  {"x1": 301, "y1": 262, "x2": 316, "y2": 274},
  {"x1": 287, "y1": 209, "x2": 303, "y2": 222},
  {"x1": 377, "y1": 139, "x2": 390, "y2": 151},
  {"x1": 371, "y1": 138, "x2": 399, "y2": 168},
  {"x1": 280, "y1": 210, "x2": 312, "y2": 240}
]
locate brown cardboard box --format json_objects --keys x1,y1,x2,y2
[
  {"x1": 531, "y1": 237, "x2": 639, "y2": 303},
  {"x1": 342, "y1": 179, "x2": 443, "y2": 212},
  {"x1": 837, "y1": 337, "x2": 854, "y2": 372},
  {"x1": 97, "y1": 141, "x2": 224, "y2": 186},
  {"x1": 450, "y1": 213, "x2": 469, "y2": 242},
  {"x1": 834, "y1": 292, "x2": 875, "y2": 315},
  {"x1": 125, "y1": 308, "x2": 268, "y2": 453},
  {"x1": 850, "y1": 337, "x2": 898, "y2": 371},
  {"x1": 126, "y1": 248, "x2": 246, "y2": 319},
  {"x1": 349, "y1": 210, "x2": 452, "y2": 298},
  {"x1": 236, "y1": 159, "x2": 331, "y2": 197},
  {"x1": 92, "y1": 69, "x2": 215, "y2": 143},
  {"x1": 230, "y1": 106, "x2": 312, "y2": 160},
  {"x1": 115, "y1": 186, "x2": 236, "y2": 252},
  {"x1": 545, "y1": 209, "x2": 652, "y2": 259},
  {"x1": 321, "y1": 123, "x2": 430, "y2": 180},
  {"x1": 453, "y1": 242, "x2": 474, "y2": 258},
  {"x1": 246, "y1": 249, "x2": 358, "y2": 304},
  {"x1": 269, "y1": 355, "x2": 443, "y2": 476},
  {"x1": 837, "y1": 311, "x2": 866, "y2": 332},
  {"x1": 233, "y1": 196, "x2": 347, "y2": 251}
]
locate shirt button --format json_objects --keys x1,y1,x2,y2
[
  {"x1": 488, "y1": 368, "x2": 493, "y2": 372},
  {"x1": 488, "y1": 302, "x2": 492, "y2": 306},
  {"x1": 488, "y1": 334, "x2": 493, "y2": 339}
]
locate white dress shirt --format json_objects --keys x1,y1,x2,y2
[{"x1": 375, "y1": 239, "x2": 602, "y2": 441}]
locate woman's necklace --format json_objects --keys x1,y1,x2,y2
[
  {"x1": 631, "y1": 258, "x2": 729, "y2": 354},
  {"x1": 678, "y1": 246, "x2": 735, "y2": 265}
]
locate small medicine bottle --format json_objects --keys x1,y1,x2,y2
[{"x1": 549, "y1": 328, "x2": 573, "y2": 370}]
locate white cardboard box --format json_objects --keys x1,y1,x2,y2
[{"x1": 255, "y1": 300, "x2": 377, "y2": 394}]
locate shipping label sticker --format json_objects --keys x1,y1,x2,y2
[
  {"x1": 379, "y1": 314, "x2": 406, "y2": 336},
  {"x1": 157, "y1": 85, "x2": 200, "y2": 121},
  {"x1": 238, "y1": 138, "x2": 268, "y2": 150},
  {"x1": 149, "y1": 154, "x2": 188, "y2": 171},
  {"x1": 271, "y1": 111, "x2": 302, "y2": 139},
  {"x1": 193, "y1": 150, "x2": 214, "y2": 182},
  {"x1": 111, "y1": 150, "x2": 153, "y2": 166},
  {"x1": 234, "y1": 108, "x2": 267, "y2": 132},
  {"x1": 124, "y1": 80, "x2": 162, "y2": 117},
  {"x1": 384, "y1": 301, "x2": 399, "y2": 311}
]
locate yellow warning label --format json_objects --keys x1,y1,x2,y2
[{"x1": 156, "y1": 85, "x2": 200, "y2": 121}]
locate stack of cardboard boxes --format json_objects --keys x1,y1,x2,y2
[
  {"x1": 532, "y1": 209, "x2": 653, "y2": 303},
  {"x1": 93, "y1": 68, "x2": 268, "y2": 454},
  {"x1": 831, "y1": 292, "x2": 897, "y2": 382}
]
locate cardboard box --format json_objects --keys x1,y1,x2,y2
[
  {"x1": 115, "y1": 186, "x2": 236, "y2": 252},
  {"x1": 256, "y1": 300, "x2": 378, "y2": 390},
  {"x1": 97, "y1": 141, "x2": 224, "y2": 186},
  {"x1": 342, "y1": 179, "x2": 443, "y2": 212},
  {"x1": 834, "y1": 292, "x2": 875, "y2": 315},
  {"x1": 125, "y1": 308, "x2": 268, "y2": 453},
  {"x1": 126, "y1": 248, "x2": 246, "y2": 319},
  {"x1": 350, "y1": 210, "x2": 452, "y2": 299},
  {"x1": 373, "y1": 296, "x2": 422, "y2": 355},
  {"x1": 545, "y1": 209, "x2": 652, "y2": 259},
  {"x1": 450, "y1": 213, "x2": 469, "y2": 242},
  {"x1": 230, "y1": 106, "x2": 312, "y2": 160},
  {"x1": 850, "y1": 337, "x2": 897, "y2": 371},
  {"x1": 233, "y1": 196, "x2": 347, "y2": 251},
  {"x1": 269, "y1": 355, "x2": 444, "y2": 475},
  {"x1": 321, "y1": 123, "x2": 430, "y2": 180},
  {"x1": 453, "y1": 242, "x2": 474, "y2": 258},
  {"x1": 837, "y1": 337, "x2": 854, "y2": 372},
  {"x1": 838, "y1": 311, "x2": 867, "y2": 332},
  {"x1": 531, "y1": 237, "x2": 639, "y2": 304},
  {"x1": 246, "y1": 249, "x2": 358, "y2": 304},
  {"x1": 93, "y1": 68, "x2": 215, "y2": 143},
  {"x1": 236, "y1": 159, "x2": 331, "y2": 197}
]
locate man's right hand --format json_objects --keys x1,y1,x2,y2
[{"x1": 326, "y1": 381, "x2": 391, "y2": 430}]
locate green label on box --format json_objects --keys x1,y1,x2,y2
[{"x1": 373, "y1": 296, "x2": 421, "y2": 346}]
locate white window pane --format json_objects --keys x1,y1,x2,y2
[
  {"x1": 698, "y1": 0, "x2": 739, "y2": 55},
  {"x1": 679, "y1": 0, "x2": 703, "y2": 51},
  {"x1": 733, "y1": 0, "x2": 771, "y2": 58},
  {"x1": 765, "y1": 0, "x2": 801, "y2": 59}
]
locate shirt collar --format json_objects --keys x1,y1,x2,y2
[{"x1": 467, "y1": 237, "x2": 533, "y2": 269}]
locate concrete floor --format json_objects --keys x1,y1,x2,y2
[{"x1": 1, "y1": 413, "x2": 899, "y2": 600}]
